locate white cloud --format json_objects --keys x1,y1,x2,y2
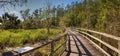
[{"x1": 10, "y1": 10, "x2": 19, "y2": 14}]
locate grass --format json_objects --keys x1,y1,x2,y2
[
  {"x1": 0, "y1": 28, "x2": 62, "y2": 52},
  {"x1": 28, "y1": 36, "x2": 66, "y2": 56}
]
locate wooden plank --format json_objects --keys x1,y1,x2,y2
[
  {"x1": 54, "y1": 40, "x2": 66, "y2": 53},
  {"x1": 73, "y1": 35, "x2": 87, "y2": 55},
  {"x1": 79, "y1": 33, "x2": 110, "y2": 56},
  {"x1": 59, "y1": 40, "x2": 67, "y2": 56},
  {"x1": 70, "y1": 30, "x2": 105, "y2": 56},
  {"x1": 79, "y1": 31, "x2": 120, "y2": 54},
  {"x1": 118, "y1": 41, "x2": 120, "y2": 56},
  {"x1": 78, "y1": 42, "x2": 87, "y2": 55},
  {"x1": 78, "y1": 28, "x2": 120, "y2": 41},
  {"x1": 50, "y1": 41, "x2": 54, "y2": 56}
]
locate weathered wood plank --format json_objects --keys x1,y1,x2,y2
[
  {"x1": 79, "y1": 33, "x2": 110, "y2": 56},
  {"x1": 78, "y1": 28, "x2": 120, "y2": 41},
  {"x1": 118, "y1": 41, "x2": 120, "y2": 56},
  {"x1": 79, "y1": 31, "x2": 120, "y2": 55},
  {"x1": 62, "y1": 29, "x2": 105, "y2": 56}
]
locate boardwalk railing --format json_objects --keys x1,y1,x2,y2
[
  {"x1": 2, "y1": 30, "x2": 68, "y2": 56},
  {"x1": 75, "y1": 28, "x2": 120, "y2": 56}
]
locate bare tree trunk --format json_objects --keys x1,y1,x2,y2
[
  {"x1": 46, "y1": 0, "x2": 51, "y2": 34},
  {"x1": 47, "y1": 19, "x2": 50, "y2": 34}
]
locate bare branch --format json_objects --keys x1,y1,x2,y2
[{"x1": 0, "y1": 0, "x2": 27, "y2": 9}]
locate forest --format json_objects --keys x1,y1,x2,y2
[
  {"x1": 0, "y1": 0, "x2": 120, "y2": 36},
  {"x1": 0, "y1": 0, "x2": 120, "y2": 56}
]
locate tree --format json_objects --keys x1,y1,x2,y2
[
  {"x1": 45, "y1": 0, "x2": 52, "y2": 34},
  {"x1": 51, "y1": 6, "x2": 57, "y2": 26},
  {"x1": 20, "y1": 9, "x2": 30, "y2": 20},
  {"x1": 0, "y1": 0, "x2": 27, "y2": 8},
  {"x1": 1, "y1": 12, "x2": 20, "y2": 29},
  {"x1": 32, "y1": 8, "x2": 43, "y2": 28}
]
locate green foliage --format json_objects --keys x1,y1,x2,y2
[
  {"x1": 60, "y1": 0, "x2": 120, "y2": 36},
  {"x1": 60, "y1": 0, "x2": 120, "y2": 55},
  {"x1": 0, "y1": 0, "x2": 120, "y2": 55},
  {"x1": 0, "y1": 28, "x2": 62, "y2": 52}
]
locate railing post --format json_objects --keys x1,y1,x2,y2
[
  {"x1": 19, "y1": 53, "x2": 22, "y2": 56},
  {"x1": 64, "y1": 34, "x2": 67, "y2": 50},
  {"x1": 99, "y1": 35, "x2": 102, "y2": 47},
  {"x1": 118, "y1": 41, "x2": 120, "y2": 56},
  {"x1": 50, "y1": 41, "x2": 54, "y2": 56}
]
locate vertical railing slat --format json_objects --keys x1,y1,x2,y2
[
  {"x1": 64, "y1": 34, "x2": 67, "y2": 49},
  {"x1": 50, "y1": 41, "x2": 54, "y2": 56},
  {"x1": 118, "y1": 41, "x2": 120, "y2": 56}
]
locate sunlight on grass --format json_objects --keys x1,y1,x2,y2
[{"x1": 0, "y1": 28, "x2": 62, "y2": 52}]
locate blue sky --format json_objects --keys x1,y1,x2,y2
[{"x1": 0, "y1": 0, "x2": 83, "y2": 19}]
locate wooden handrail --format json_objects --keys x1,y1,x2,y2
[
  {"x1": 2, "y1": 30, "x2": 68, "y2": 56},
  {"x1": 80, "y1": 31, "x2": 120, "y2": 54},
  {"x1": 79, "y1": 33, "x2": 110, "y2": 56},
  {"x1": 75, "y1": 28, "x2": 120, "y2": 56},
  {"x1": 77, "y1": 28, "x2": 120, "y2": 41}
]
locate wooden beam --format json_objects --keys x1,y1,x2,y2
[
  {"x1": 79, "y1": 31, "x2": 120, "y2": 54},
  {"x1": 50, "y1": 41, "x2": 54, "y2": 56},
  {"x1": 79, "y1": 33, "x2": 110, "y2": 56},
  {"x1": 78, "y1": 28, "x2": 120, "y2": 41},
  {"x1": 118, "y1": 41, "x2": 120, "y2": 56}
]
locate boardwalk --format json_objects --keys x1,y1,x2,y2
[
  {"x1": 62, "y1": 29, "x2": 105, "y2": 56},
  {"x1": 2, "y1": 28, "x2": 119, "y2": 56}
]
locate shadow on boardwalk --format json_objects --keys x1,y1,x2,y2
[{"x1": 65, "y1": 32, "x2": 92, "y2": 56}]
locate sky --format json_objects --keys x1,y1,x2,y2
[{"x1": 0, "y1": 0, "x2": 83, "y2": 19}]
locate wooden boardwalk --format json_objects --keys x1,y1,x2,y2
[
  {"x1": 2, "y1": 28, "x2": 120, "y2": 56},
  {"x1": 61, "y1": 29, "x2": 105, "y2": 56}
]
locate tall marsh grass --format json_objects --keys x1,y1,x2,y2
[{"x1": 0, "y1": 28, "x2": 62, "y2": 52}]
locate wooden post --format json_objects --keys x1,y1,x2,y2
[
  {"x1": 19, "y1": 53, "x2": 22, "y2": 56},
  {"x1": 118, "y1": 41, "x2": 120, "y2": 56},
  {"x1": 99, "y1": 35, "x2": 102, "y2": 47},
  {"x1": 64, "y1": 34, "x2": 67, "y2": 50},
  {"x1": 50, "y1": 41, "x2": 54, "y2": 56}
]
